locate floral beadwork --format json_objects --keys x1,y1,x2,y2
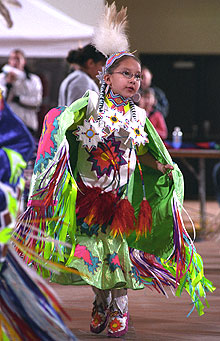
[
  {"x1": 87, "y1": 134, "x2": 127, "y2": 179},
  {"x1": 107, "y1": 311, "x2": 129, "y2": 337}
]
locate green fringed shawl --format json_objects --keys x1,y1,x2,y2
[
  {"x1": 128, "y1": 118, "x2": 184, "y2": 259},
  {"x1": 29, "y1": 90, "x2": 184, "y2": 261}
]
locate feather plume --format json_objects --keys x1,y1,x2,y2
[
  {"x1": 0, "y1": 0, "x2": 22, "y2": 28},
  {"x1": 92, "y1": 1, "x2": 129, "y2": 57},
  {"x1": 0, "y1": 0, "x2": 13, "y2": 27}
]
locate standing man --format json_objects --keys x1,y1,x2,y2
[{"x1": 0, "y1": 49, "x2": 43, "y2": 137}]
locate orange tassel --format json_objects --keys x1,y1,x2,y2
[
  {"x1": 110, "y1": 197, "x2": 136, "y2": 238},
  {"x1": 135, "y1": 198, "x2": 152, "y2": 240}
]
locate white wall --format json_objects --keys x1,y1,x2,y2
[{"x1": 44, "y1": 0, "x2": 104, "y2": 26}]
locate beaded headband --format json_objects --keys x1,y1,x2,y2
[{"x1": 105, "y1": 51, "x2": 135, "y2": 71}]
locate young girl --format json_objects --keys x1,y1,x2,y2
[
  {"x1": 68, "y1": 52, "x2": 174, "y2": 337},
  {"x1": 16, "y1": 2, "x2": 214, "y2": 339}
]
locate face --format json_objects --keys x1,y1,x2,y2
[
  {"x1": 8, "y1": 51, "x2": 26, "y2": 70},
  {"x1": 139, "y1": 92, "x2": 155, "y2": 111},
  {"x1": 141, "y1": 69, "x2": 152, "y2": 90},
  {"x1": 85, "y1": 59, "x2": 105, "y2": 80},
  {"x1": 104, "y1": 57, "x2": 141, "y2": 99}
]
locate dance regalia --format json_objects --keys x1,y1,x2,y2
[
  {"x1": 16, "y1": 90, "x2": 215, "y2": 317},
  {"x1": 0, "y1": 93, "x2": 76, "y2": 340}
]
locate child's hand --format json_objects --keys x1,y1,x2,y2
[{"x1": 156, "y1": 161, "x2": 173, "y2": 179}]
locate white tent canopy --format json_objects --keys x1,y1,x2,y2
[{"x1": 0, "y1": 0, "x2": 94, "y2": 58}]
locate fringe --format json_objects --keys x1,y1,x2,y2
[
  {"x1": 129, "y1": 248, "x2": 176, "y2": 296},
  {"x1": 0, "y1": 247, "x2": 76, "y2": 341},
  {"x1": 135, "y1": 198, "x2": 152, "y2": 240},
  {"x1": 170, "y1": 193, "x2": 194, "y2": 283},
  {"x1": 76, "y1": 181, "x2": 137, "y2": 238},
  {"x1": 14, "y1": 143, "x2": 77, "y2": 273},
  {"x1": 129, "y1": 192, "x2": 216, "y2": 316},
  {"x1": 110, "y1": 197, "x2": 136, "y2": 238}
]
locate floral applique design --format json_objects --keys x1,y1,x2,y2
[
  {"x1": 34, "y1": 106, "x2": 66, "y2": 174},
  {"x1": 129, "y1": 266, "x2": 143, "y2": 285},
  {"x1": 74, "y1": 244, "x2": 101, "y2": 274},
  {"x1": 108, "y1": 312, "x2": 128, "y2": 335},
  {"x1": 105, "y1": 252, "x2": 121, "y2": 272},
  {"x1": 87, "y1": 134, "x2": 127, "y2": 179}
]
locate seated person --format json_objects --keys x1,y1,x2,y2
[
  {"x1": 139, "y1": 87, "x2": 168, "y2": 140},
  {"x1": 140, "y1": 66, "x2": 169, "y2": 118}
]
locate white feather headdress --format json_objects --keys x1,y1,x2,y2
[{"x1": 92, "y1": 2, "x2": 130, "y2": 57}]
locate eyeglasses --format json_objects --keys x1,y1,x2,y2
[{"x1": 111, "y1": 70, "x2": 142, "y2": 81}]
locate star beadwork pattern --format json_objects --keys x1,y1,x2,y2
[
  {"x1": 125, "y1": 120, "x2": 149, "y2": 146},
  {"x1": 99, "y1": 108, "x2": 127, "y2": 133},
  {"x1": 74, "y1": 116, "x2": 105, "y2": 152},
  {"x1": 75, "y1": 110, "x2": 149, "y2": 153}
]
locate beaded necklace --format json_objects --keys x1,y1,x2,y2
[{"x1": 106, "y1": 89, "x2": 129, "y2": 114}]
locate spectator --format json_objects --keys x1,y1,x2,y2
[
  {"x1": 58, "y1": 44, "x2": 106, "y2": 106},
  {"x1": 0, "y1": 49, "x2": 43, "y2": 137},
  {"x1": 139, "y1": 87, "x2": 168, "y2": 140},
  {"x1": 140, "y1": 66, "x2": 169, "y2": 118}
]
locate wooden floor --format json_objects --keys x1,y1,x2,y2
[
  {"x1": 50, "y1": 201, "x2": 220, "y2": 341},
  {"x1": 182, "y1": 200, "x2": 220, "y2": 235}
]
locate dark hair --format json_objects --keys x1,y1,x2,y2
[
  {"x1": 66, "y1": 44, "x2": 106, "y2": 66},
  {"x1": 106, "y1": 55, "x2": 141, "y2": 74},
  {"x1": 10, "y1": 49, "x2": 26, "y2": 59},
  {"x1": 141, "y1": 87, "x2": 155, "y2": 97},
  {"x1": 142, "y1": 66, "x2": 153, "y2": 76}
]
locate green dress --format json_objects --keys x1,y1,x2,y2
[{"x1": 17, "y1": 90, "x2": 215, "y2": 316}]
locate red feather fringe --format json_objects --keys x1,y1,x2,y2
[
  {"x1": 76, "y1": 186, "x2": 102, "y2": 221},
  {"x1": 135, "y1": 198, "x2": 152, "y2": 240},
  {"x1": 76, "y1": 186, "x2": 117, "y2": 226},
  {"x1": 110, "y1": 197, "x2": 136, "y2": 238},
  {"x1": 89, "y1": 190, "x2": 117, "y2": 226}
]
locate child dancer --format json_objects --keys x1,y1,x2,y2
[{"x1": 16, "y1": 2, "x2": 215, "y2": 338}]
